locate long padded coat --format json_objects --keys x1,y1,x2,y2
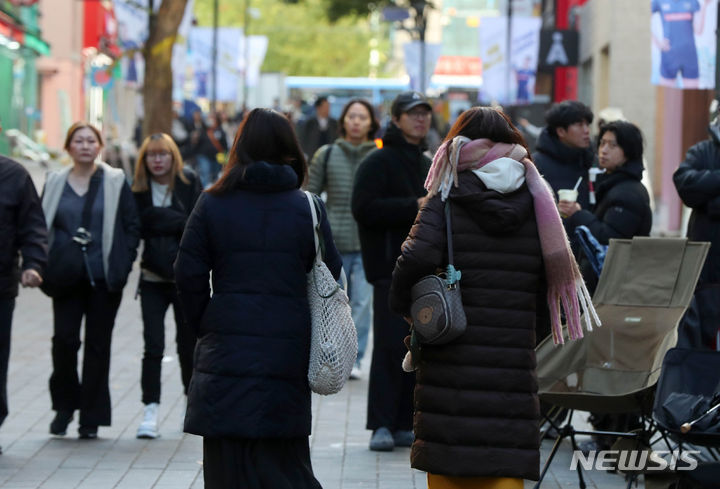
[
  {"x1": 389, "y1": 170, "x2": 545, "y2": 480},
  {"x1": 175, "y1": 161, "x2": 342, "y2": 439}
]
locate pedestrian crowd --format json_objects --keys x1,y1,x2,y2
[{"x1": 0, "y1": 90, "x2": 718, "y2": 489}]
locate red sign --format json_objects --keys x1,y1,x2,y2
[
  {"x1": 434, "y1": 56, "x2": 482, "y2": 77},
  {"x1": 83, "y1": 0, "x2": 121, "y2": 57}
]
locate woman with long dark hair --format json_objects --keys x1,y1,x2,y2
[
  {"x1": 43, "y1": 122, "x2": 139, "y2": 439},
  {"x1": 131, "y1": 133, "x2": 202, "y2": 439},
  {"x1": 389, "y1": 107, "x2": 598, "y2": 488},
  {"x1": 306, "y1": 98, "x2": 379, "y2": 378},
  {"x1": 175, "y1": 108, "x2": 342, "y2": 488}
]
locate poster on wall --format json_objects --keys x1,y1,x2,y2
[
  {"x1": 478, "y1": 16, "x2": 541, "y2": 104},
  {"x1": 650, "y1": 0, "x2": 717, "y2": 89}
]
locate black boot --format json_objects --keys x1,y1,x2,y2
[
  {"x1": 78, "y1": 425, "x2": 98, "y2": 439},
  {"x1": 49, "y1": 410, "x2": 73, "y2": 436}
]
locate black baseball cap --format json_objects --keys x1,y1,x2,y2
[{"x1": 391, "y1": 91, "x2": 432, "y2": 118}]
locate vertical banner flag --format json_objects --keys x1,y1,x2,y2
[
  {"x1": 650, "y1": 0, "x2": 717, "y2": 89},
  {"x1": 185, "y1": 27, "x2": 243, "y2": 102},
  {"x1": 478, "y1": 15, "x2": 541, "y2": 104},
  {"x1": 404, "y1": 41, "x2": 442, "y2": 92}
]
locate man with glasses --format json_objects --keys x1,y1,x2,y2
[{"x1": 352, "y1": 91, "x2": 432, "y2": 451}]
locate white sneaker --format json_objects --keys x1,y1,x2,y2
[
  {"x1": 136, "y1": 403, "x2": 159, "y2": 439},
  {"x1": 349, "y1": 366, "x2": 362, "y2": 380}
]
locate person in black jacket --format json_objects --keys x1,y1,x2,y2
[
  {"x1": 533, "y1": 101, "x2": 595, "y2": 222},
  {"x1": 559, "y1": 120, "x2": 652, "y2": 268},
  {"x1": 131, "y1": 133, "x2": 202, "y2": 439},
  {"x1": 351, "y1": 91, "x2": 432, "y2": 452},
  {"x1": 175, "y1": 109, "x2": 341, "y2": 489},
  {"x1": 187, "y1": 111, "x2": 228, "y2": 189},
  {"x1": 674, "y1": 113, "x2": 720, "y2": 349},
  {"x1": 0, "y1": 153, "x2": 47, "y2": 454},
  {"x1": 42, "y1": 122, "x2": 140, "y2": 440},
  {"x1": 297, "y1": 96, "x2": 339, "y2": 159}
]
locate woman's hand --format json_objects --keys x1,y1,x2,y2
[
  {"x1": 558, "y1": 200, "x2": 581, "y2": 218},
  {"x1": 21, "y1": 269, "x2": 43, "y2": 287}
]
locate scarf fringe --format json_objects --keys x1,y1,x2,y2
[{"x1": 548, "y1": 279, "x2": 602, "y2": 345}]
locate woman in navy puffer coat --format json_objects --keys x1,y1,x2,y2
[{"x1": 175, "y1": 108, "x2": 342, "y2": 489}]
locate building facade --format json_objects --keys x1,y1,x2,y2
[{"x1": 0, "y1": 0, "x2": 50, "y2": 155}]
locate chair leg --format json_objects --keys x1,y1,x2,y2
[
  {"x1": 569, "y1": 430, "x2": 587, "y2": 489},
  {"x1": 533, "y1": 432, "x2": 566, "y2": 489}
]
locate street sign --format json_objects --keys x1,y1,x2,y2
[
  {"x1": 538, "y1": 29, "x2": 578, "y2": 70},
  {"x1": 382, "y1": 7, "x2": 410, "y2": 22}
]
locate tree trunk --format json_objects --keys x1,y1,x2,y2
[{"x1": 142, "y1": 0, "x2": 189, "y2": 138}]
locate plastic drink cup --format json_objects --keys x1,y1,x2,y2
[{"x1": 557, "y1": 189, "x2": 578, "y2": 202}]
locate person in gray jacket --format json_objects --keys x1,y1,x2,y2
[
  {"x1": 306, "y1": 99, "x2": 379, "y2": 378},
  {"x1": 42, "y1": 122, "x2": 139, "y2": 440}
]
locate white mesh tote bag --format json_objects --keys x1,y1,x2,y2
[{"x1": 304, "y1": 191, "x2": 358, "y2": 395}]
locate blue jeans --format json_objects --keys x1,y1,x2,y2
[
  {"x1": 341, "y1": 252, "x2": 372, "y2": 366},
  {"x1": 195, "y1": 154, "x2": 221, "y2": 189}
]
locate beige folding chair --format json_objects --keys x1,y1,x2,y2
[{"x1": 534, "y1": 237, "x2": 709, "y2": 489}]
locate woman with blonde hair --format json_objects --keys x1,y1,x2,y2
[
  {"x1": 42, "y1": 122, "x2": 139, "y2": 439},
  {"x1": 132, "y1": 133, "x2": 202, "y2": 439}
]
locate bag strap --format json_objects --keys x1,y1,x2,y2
[
  {"x1": 444, "y1": 200, "x2": 462, "y2": 286},
  {"x1": 305, "y1": 191, "x2": 322, "y2": 260},
  {"x1": 445, "y1": 200, "x2": 454, "y2": 266},
  {"x1": 81, "y1": 169, "x2": 102, "y2": 230},
  {"x1": 304, "y1": 190, "x2": 348, "y2": 291},
  {"x1": 323, "y1": 143, "x2": 334, "y2": 167}
]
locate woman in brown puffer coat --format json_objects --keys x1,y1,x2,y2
[{"x1": 389, "y1": 107, "x2": 599, "y2": 489}]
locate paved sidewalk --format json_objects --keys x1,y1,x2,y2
[{"x1": 0, "y1": 159, "x2": 635, "y2": 488}]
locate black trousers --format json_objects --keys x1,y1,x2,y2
[
  {"x1": 203, "y1": 437, "x2": 322, "y2": 489},
  {"x1": 0, "y1": 298, "x2": 15, "y2": 428},
  {"x1": 366, "y1": 279, "x2": 415, "y2": 432},
  {"x1": 49, "y1": 281, "x2": 122, "y2": 427},
  {"x1": 140, "y1": 280, "x2": 195, "y2": 404}
]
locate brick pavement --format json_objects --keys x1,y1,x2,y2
[{"x1": 0, "y1": 159, "x2": 635, "y2": 488}]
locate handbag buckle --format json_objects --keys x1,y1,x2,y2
[{"x1": 72, "y1": 227, "x2": 93, "y2": 247}]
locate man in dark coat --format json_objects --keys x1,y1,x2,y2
[
  {"x1": 0, "y1": 154, "x2": 48, "y2": 453},
  {"x1": 533, "y1": 101, "x2": 596, "y2": 220},
  {"x1": 352, "y1": 91, "x2": 432, "y2": 451},
  {"x1": 674, "y1": 115, "x2": 720, "y2": 349},
  {"x1": 297, "y1": 96, "x2": 338, "y2": 159}
]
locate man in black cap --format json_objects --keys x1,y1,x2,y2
[
  {"x1": 0, "y1": 119, "x2": 48, "y2": 453},
  {"x1": 352, "y1": 91, "x2": 432, "y2": 451}
]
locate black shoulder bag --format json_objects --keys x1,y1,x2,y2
[
  {"x1": 42, "y1": 172, "x2": 102, "y2": 297},
  {"x1": 409, "y1": 200, "x2": 467, "y2": 345}
]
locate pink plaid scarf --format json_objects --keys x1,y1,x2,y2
[{"x1": 426, "y1": 137, "x2": 600, "y2": 344}]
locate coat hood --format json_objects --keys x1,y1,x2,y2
[
  {"x1": 595, "y1": 158, "x2": 644, "y2": 199},
  {"x1": 448, "y1": 165, "x2": 534, "y2": 235},
  {"x1": 238, "y1": 161, "x2": 298, "y2": 192},
  {"x1": 536, "y1": 127, "x2": 594, "y2": 169}
]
